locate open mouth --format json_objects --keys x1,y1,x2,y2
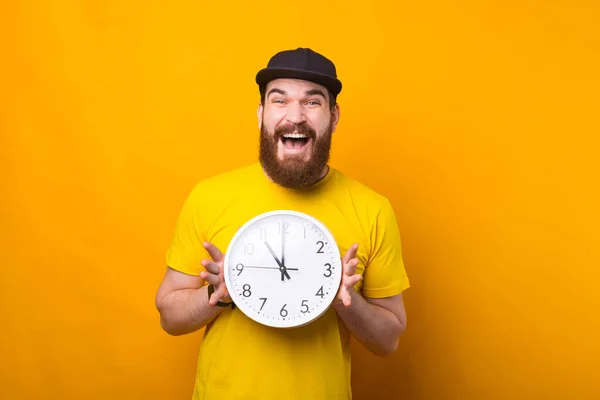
[{"x1": 280, "y1": 133, "x2": 311, "y2": 150}]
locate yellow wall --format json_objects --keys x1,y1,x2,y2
[{"x1": 2, "y1": 1, "x2": 599, "y2": 398}]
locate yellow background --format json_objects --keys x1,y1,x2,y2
[{"x1": 2, "y1": 1, "x2": 599, "y2": 399}]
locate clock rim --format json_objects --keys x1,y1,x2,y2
[{"x1": 223, "y1": 209, "x2": 342, "y2": 329}]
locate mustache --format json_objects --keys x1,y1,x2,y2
[{"x1": 274, "y1": 123, "x2": 317, "y2": 141}]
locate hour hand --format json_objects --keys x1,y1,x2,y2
[{"x1": 264, "y1": 241, "x2": 291, "y2": 281}]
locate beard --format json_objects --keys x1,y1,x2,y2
[{"x1": 259, "y1": 119, "x2": 333, "y2": 189}]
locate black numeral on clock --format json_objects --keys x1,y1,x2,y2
[
  {"x1": 301, "y1": 300, "x2": 309, "y2": 313},
  {"x1": 324, "y1": 263, "x2": 332, "y2": 277},
  {"x1": 316, "y1": 241, "x2": 325, "y2": 253},
  {"x1": 242, "y1": 284, "x2": 252, "y2": 297},
  {"x1": 280, "y1": 304, "x2": 288, "y2": 317},
  {"x1": 316, "y1": 286, "x2": 325, "y2": 298},
  {"x1": 259, "y1": 297, "x2": 267, "y2": 311}
]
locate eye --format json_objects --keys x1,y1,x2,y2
[{"x1": 307, "y1": 100, "x2": 321, "y2": 106}]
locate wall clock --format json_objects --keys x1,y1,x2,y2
[{"x1": 223, "y1": 210, "x2": 342, "y2": 328}]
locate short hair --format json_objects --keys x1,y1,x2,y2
[{"x1": 259, "y1": 84, "x2": 337, "y2": 111}]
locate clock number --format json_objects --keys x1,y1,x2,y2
[
  {"x1": 278, "y1": 221, "x2": 289, "y2": 234},
  {"x1": 324, "y1": 263, "x2": 332, "y2": 278},
  {"x1": 260, "y1": 228, "x2": 267, "y2": 241},
  {"x1": 303, "y1": 226, "x2": 307, "y2": 239},
  {"x1": 301, "y1": 300, "x2": 309, "y2": 313},
  {"x1": 236, "y1": 263, "x2": 244, "y2": 276},
  {"x1": 280, "y1": 304, "x2": 288, "y2": 317},
  {"x1": 244, "y1": 243, "x2": 254, "y2": 255},
  {"x1": 242, "y1": 284, "x2": 252, "y2": 297},
  {"x1": 316, "y1": 286, "x2": 325, "y2": 298},
  {"x1": 259, "y1": 297, "x2": 267, "y2": 311},
  {"x1": 316, "y1": 241, "x2": 325, "y2": 253}
]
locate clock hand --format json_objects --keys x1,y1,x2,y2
[
  {"x1": 264, "y1": 241, "x2": 283, "y2": 267},
  {"x1": 281, "y1": 222, "x2": 285, "y2": 268},
  {"x1": 243, "y1": 265, "x2": 298, "y2": 271},
  {"x1": 281, "y1": 223, "x2": 289, "y2": 281},
  {"x1": 264, "y1": 241, "x2": 291, "y2": 281}
]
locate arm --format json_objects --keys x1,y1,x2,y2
[
  {"x1": 155, "y1": 268, "x2": 221, "y2": 336},
  {"x1": 333, "y1": 291, "x2": 407, "y2": 356},
  {"x1": 156, "y1": 242, "x2": 232, "y2": 336}
]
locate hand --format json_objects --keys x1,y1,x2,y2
[
  {"x1": 200, "y1": 241, "x2": 232, "y2": 306},
  {"x1": 336, "y1": 243, "x2": 363, "y2": 307}
]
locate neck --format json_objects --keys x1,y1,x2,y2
[{"x1": 315, "y1": 165, "x2": 330, "y2": 183}]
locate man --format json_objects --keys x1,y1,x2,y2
[{"x1": 155, "y1": 48, "x2": 410, "y2": 400}]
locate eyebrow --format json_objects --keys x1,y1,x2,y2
[
  {"x1": 305, "y1": 89, "x2": 326, "y2": 99},
  {"x1": 267, "y1": 88, "x2": 286, "y2": 97},
  {"x1": 267, "y1": 88, "x2": 327, "y2": 99}
]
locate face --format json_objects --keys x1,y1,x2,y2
[{"x1": 257, "y1": 78, "x2": 340, "y2": 189}]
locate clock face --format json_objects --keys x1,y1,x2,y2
[{"x1": 223, "y1": 210, "x2": 342, "y2": 328}]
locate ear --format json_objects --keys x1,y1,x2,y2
[
  {"x1": 257, "y1": 102, "x2": 264, "y2": 130},
  {"x1": 330, "y1": 103, "x2": 341, "y2": 133}
]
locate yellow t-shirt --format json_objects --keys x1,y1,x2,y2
[{"x1": 165, "y1": 162, "x2": 410, "y2": 400}]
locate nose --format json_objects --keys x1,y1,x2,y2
[{"x1": 285, "y1": 102, "x2": 305, "y2": 125}]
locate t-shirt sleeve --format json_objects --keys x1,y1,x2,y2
[
  {"x1": 361, "y1": 198, "x2": 410, "y2": 298},
  {"x1": 165, "y1": 184, "x2": 210, "y2": 277}
]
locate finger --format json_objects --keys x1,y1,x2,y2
[
  {"x1": 201, "y1": 259, "x2": 220, "y2": 274},
  {"x1": 342, "y1": 243, "x2": 359, "y2": 265},
  {"x1": 207, "y1": 285, "x2": 223, "y2": 306},
  {"x1": 203, "y1": 241, "x2": 224, "y2": 263},
  {"x1": 200, "y1": 271, "x2": 220, "y2": 286},
  {"x1": 208, "y1": 292, "x2": 219, "y2": 306},
  {"x1": 345, "y1": 258, "x2": 359, "y2": 276},
  {"x1": 346, "y1": 274, "x2": 363, "y2": 288},
  {"x1": 210, "y1": 286, "x2": 230, "y2": 306},
  {"x1": 217, "y1": 285, "x2": 231, "y2": 302}
]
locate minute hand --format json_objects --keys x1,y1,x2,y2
[
  {"x1": 244, "y1": 265, "x2": 298, "y2": 271},
  {"x1": 264, "y1": 241, "x2": 291, "y2": 281}
]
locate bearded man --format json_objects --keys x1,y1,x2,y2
[{"x1": 155, "y1": 47, "x2": 410, "y2": 400}]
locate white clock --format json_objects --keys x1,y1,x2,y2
[{"x1": 223, "y1": 210, "x2": 342, "y2": 328}]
